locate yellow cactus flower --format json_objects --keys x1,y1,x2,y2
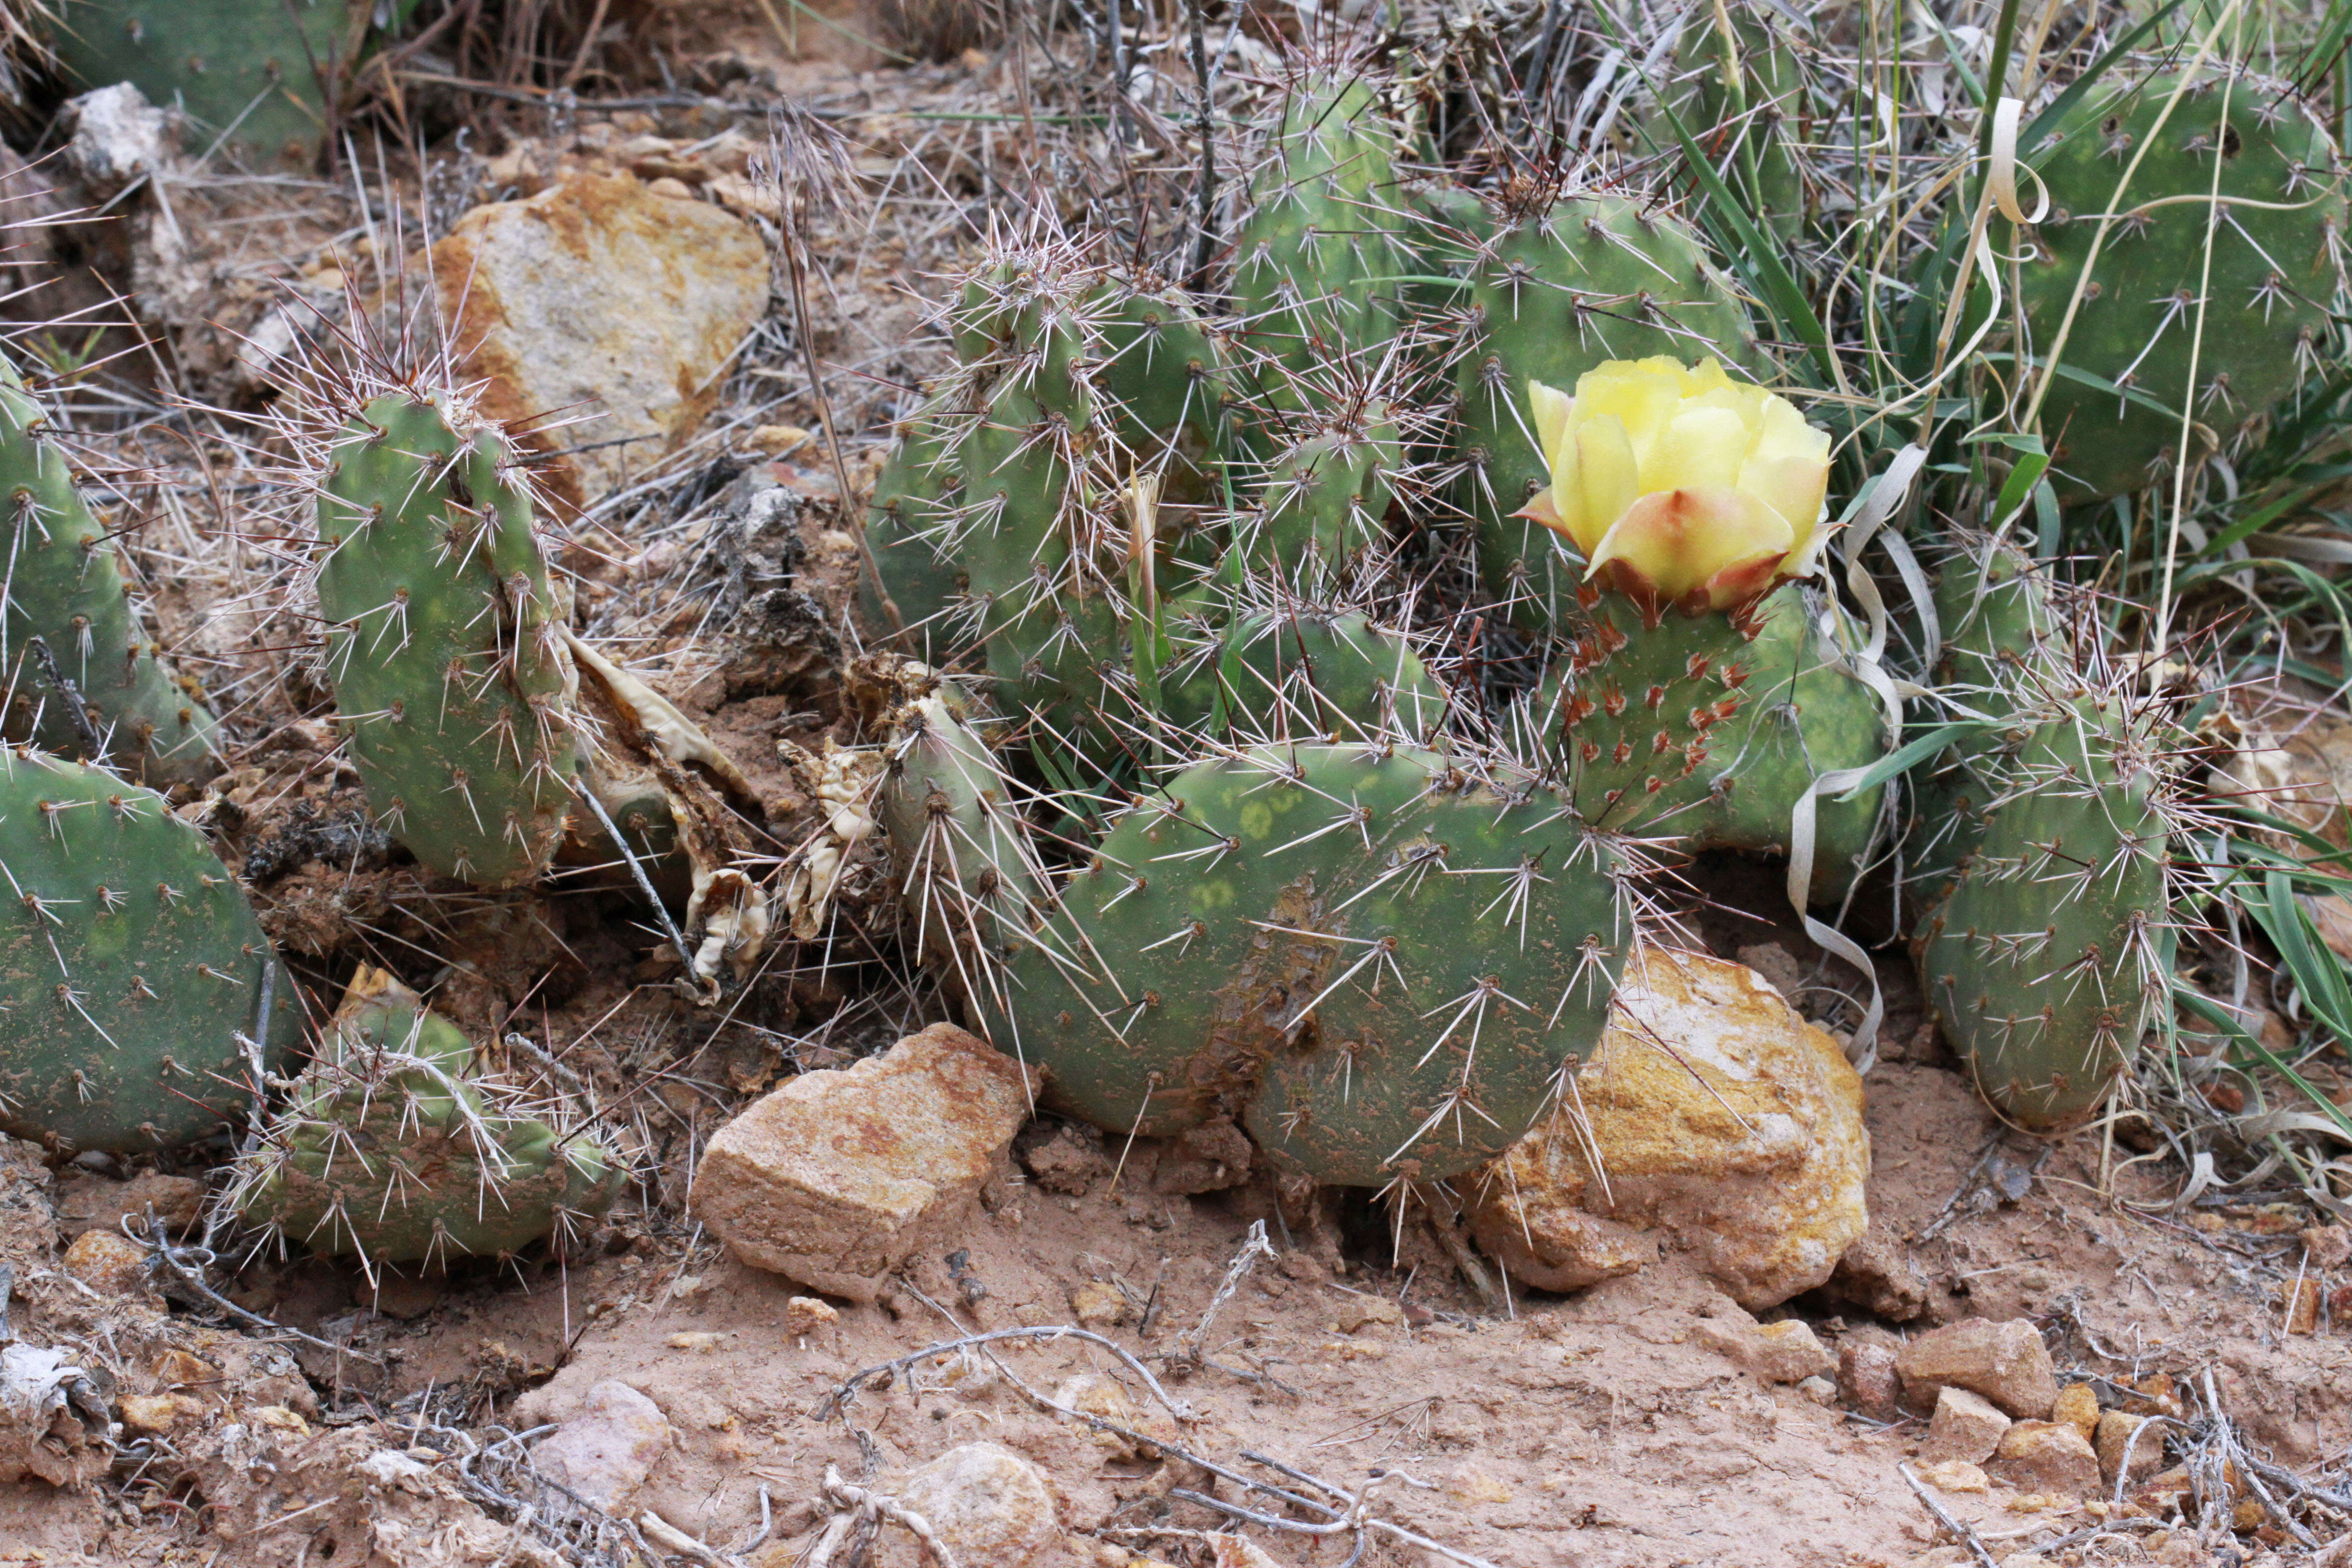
[{"x1": 1516, "y1": 357, "x2": 1833, "y2": 612}]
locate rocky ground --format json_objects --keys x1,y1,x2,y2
[{"x1": 0, "y1": 8, "x2": 2344, "y2": 1568}]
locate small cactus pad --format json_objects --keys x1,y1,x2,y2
[
  {"x1": 314, "y1": 392, "x2": 578, "y2": 887},
  {"x1": 0, "y1": 747, "x2": 298, "y2": 1152},
  {"x1": 234, "y1": 970, "x2": 621, "y2": 1265},
  {"x1": 996, "y1": 743, "x2": 1631, "y2": 1185},
  {"x1": 2014, "y1": 67, "x2": 2347, "y2": 499},
  {"x1": 0, "y1": 353, "x2": 217, "y2": 784}
]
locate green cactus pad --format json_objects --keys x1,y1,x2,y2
[
  {"x1": 859, "y1": 405, "x2": 966, "y2": 643},
  {"x1": 1162, "y1": 607, "x2": 1446, "y2": 742},
  {"x1": 0, "y1": 747, "x2": 299, "y2": 1152},
  {"x1": 314, "y1": 392, "x2": 578, "y2": 887},
  {"x1": 48, "y1": 0, "x2": 382, "y2": 166},
  {"x1": 0, "y1": 353, "x2": 218, "y2": 784},
  {"x1": 1454, "y1": 195, "x2": 1764, "y2": 629},
  {"x1": 1233, "y1": 71, "x2": 1415, "y2": 412},
  {"x1": 1537, "y1": 583, "x2": 1887, "y2": 900},
  {"x1": 2011, "y1": 68, "x2": 2347, "y2": 499},
  {"x1": 994, "y1": 744, "x2": 1630, "y2": 1185},
  {"x1": 877, "y1": 674, "x2": 1047, "y2": 987},
  {"x1": 235, "y1": 974, "x2": 621, "y2": 1264},
  {"x1": 1912, "y1": 691, "x2": 2168, "y2": 1129}
]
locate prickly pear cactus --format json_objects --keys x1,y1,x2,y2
[
  {"x1": 232, "y1": 970, "x2": 621, "y2": 1265},
  {"x1": 0, "y1": 747, "x2": 299, "y2": 1152},
  {"x1": 313, "y1": 391, "x2": 579, "y2": 887},
  {"x1": 1537, "y1": 581, "x2": 1887, "y2": 900},
  {"x1": 46, "y1": 0, "x2": 407, "y2": 165},
  {"x1": 872, "y1": 667, "x2": 1045, "y2": 984},
  {"x1": 2011, "y1": 67, "x2": 2348, "y2": 499},
  {"x1": 1233, "y1": 70, "x2": 1416, "y2": 412},
  {"x1": 1911, "y1": 688, "x2": 2170, "y2": 1128},
  {"x1": 1163, "y1": 605, "x2": 1446, "y2": 742},
  {"x1": 0, "y1": 353, "x2": 218, "y2": 784},
  {"x1": 1904, "y1": 542, "x2": 2173, "y2": 1128},
  {"x1": 1452, "y1": 196, "x2": 1764, "y2": 628},
  {"x1": 992, "y1": 743, "x2": 1632, "y2": 1185}
]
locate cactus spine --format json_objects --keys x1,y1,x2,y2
[
  {"x1": 313, "y1": 391, "x2": 579, "y2": 887},
  {"x1": 232, "y1": 970, "x2": 620, "y2": 1267},
  {"x1": 0, "y1": 354, "x2": 218, "y2": 784},
  {"x1": 0, "y1": 747, "x2": 299, "y2": 1152}
]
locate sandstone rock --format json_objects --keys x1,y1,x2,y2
[
  {"x1": 1469, "y1": 948, "x2": 1870, "y2": 1309},
  {"x1": 1796, "y1": 1375, "x2": 1836, "y2": 1406},
  {"x1": 1896, "y1": 1318, "x2": 2058, "y2": 1420},
  {"x1": 2304, "y1": 1224, "x2": 2352, "y2": 1271},
  {"x1": 530, "y1": 1381, "x2": 675, "y2": 1513},
  {"x1": 119, "y1": 1393, "x2": 201, "y2": 1435},
  {"x1": 1053, "y1": 1374, "x2": 1144, "y2": 1457},
  {"x1": 419, "y1": 175, "x2": 768, "y2": 506},
  {"x1": 1985, "y1": 1420, "x2": 2098, "y2": 1495},
  {"x1": 1824, "y1": 1221, "x2": 1931, "y2": 1321},
  {"x1": 1919, "y1": 1387, "x2": 2010, "y2": 1466},
  {"x1": 57, "y1": 1172, "x2": 206, "y2": 1239},
  {"x1": 1698, "y1": 1316, "x2": 1834, "y2": 1384},
  {"x1": 61, "y1": 1229, "x2": 152, "y2": 1299},
  {"x1": 1916, "y1": 1459, "x2": 1989, "y2": 1494},
  {"x1": 874, "y1": 1442, "x2": 1060, "y2": 1568},
  {"x1": 690, "y1": 1025, "x2": 1037, "y2": 1301},
  {"x1": 1152, "y1": 1119, "x2": 1253, "y2": 1194},
  {"x1": 1068, "y1": 1280, "x2": 1128, "y2": 1329},
  {"x1": 1990, "y1": 1420, "x2": 2100, "y2": 1496},
  {"x1": 2096, "y1": 1410, "x2": 2165, "y2": 1485},
  {"x1": 1209, "y1": 1539, "x2": 1286, "y2": 1568},
  {"x1": 2052, "y1": 1383, "x2": 2100, "y2": 1441},
  {"x1": 1840, "y1": 1341, "x2": 1902, "y2": 1420},
  {"x1": 1444, "y1": 1464, "x2": 1513, "y2": 1504},
  {"x1": 783, "y1": 1297, "x2": 838, "y2": 1338}
]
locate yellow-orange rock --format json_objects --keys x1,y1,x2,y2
[
  {"x1": 1469, "y1": 948, "x2": 1869, "y2": 1309},
  {"x1": 419, "y1": 175, "x2": 768, "y2": 507}
]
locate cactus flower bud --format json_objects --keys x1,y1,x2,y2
[{"x1": 1516, "y1": 357, "x2": 1832, "y2": 612}]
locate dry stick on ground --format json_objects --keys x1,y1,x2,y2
[
  {"x1": 1899, "y1": 1462, "x2": 1999, "y2": 1568},
  {"x1": 126, "y1": 1205, "x2": 389, "y2": 1368},
  {"x1": 806, "y1": 1465, "x2": 958, "y2": 1568}
]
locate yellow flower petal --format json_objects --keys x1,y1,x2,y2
[
  {"x1": 1517, "y1": 357, "x2": 1833, "y2": 611},
  {"x1": 1529, "y1": 379, "x2": 1574, "y2": 471},
  {"x1": 1586, "y1": 487, "x2": 1793, "y2": 608},
  {"x1": 1648, "y1": 405, "x2": 1751, "y2": 492},
  {"x1": 1573, "y1": 416, "x2": 1642, "y2": 557}
]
